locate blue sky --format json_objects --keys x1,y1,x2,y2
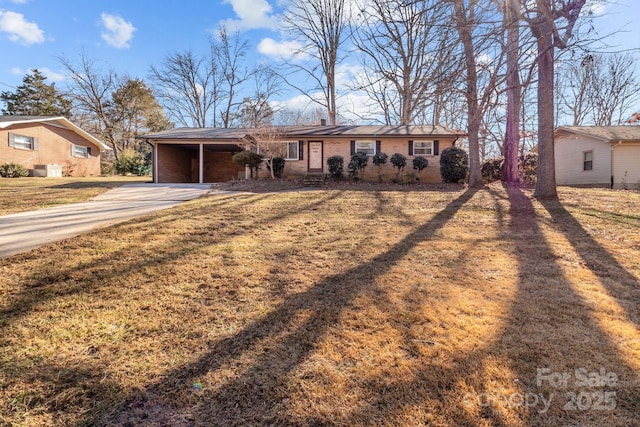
[{"x1": 0, "y1": 0, "x2": 639, "y2": 116}]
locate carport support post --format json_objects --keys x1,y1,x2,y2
[{"x1": 199, "y1": 143, "x2": 204, "y2": 184}]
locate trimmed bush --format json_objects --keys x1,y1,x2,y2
[
  {"x1": 0, "y1": 162, "x2": 29, "y2": 178},
  {"x1": 390, "y1": 153, "x2": 407, "y2": 171},
  {"x1": 348, "y1": 152, "x2": 369, "y2": 180},
  {"x1": 232, "y1": 150, "x2": 263, "y2": 178},
  {"x1": 327, "y1": 155, "x2": 344, "y2": 179},
  {"x1": 271, "y1": 156, "x2": 285, "y2": 178},
  {"x1": 440, "y1": 146, "x2": 469, "y2": 183},
  {"x1": 412, "y1": 156, "x2": 429, "y2": 173},
  {"x1": 372, "y1": 152, "x2": 388, "y2": 181},
  {"x1": 389, "y1": 153, "x2": 406, "y2": 181}
]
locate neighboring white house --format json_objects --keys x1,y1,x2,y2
[{"x1": 554, "y1": 126, "x2": 640, "y2": 189}]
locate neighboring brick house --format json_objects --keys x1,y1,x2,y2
[
  {"x1": 139, "y1": 124, "x2": 465, "y2": 184},
  {"x1": 0, "y1": 116, "x2": 110, "y2": 177}
]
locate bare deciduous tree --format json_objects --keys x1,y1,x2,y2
[
  {"x1": 245, "y1": 126, "x2": 289, "y2": 179},
  {"x1": 282, "y1": 0, "x2": 349, "y2": 125},
  {"x1": 502, "y1": 0, "x2": 522, "y2": 184},
  {"x1": 216, "y1": 27, "x2": 253, "y2": 128},
  {"x1": 524, "y1": 0, "x2": 586, "y2": 200},
  {"x1": 353, "y1": 0, "x2": 460, "y2": 126},
  {"x1": 59, "y1": 52, "x2": 121, "y2": 160},
  {"x1": 149, "y1": 49, "x2": 218, "y2": 128},
  {"x1": 452, "y1": 0, "x2": 505, "y2": 188}
]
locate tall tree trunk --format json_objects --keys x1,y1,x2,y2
[
  {"x1": 453, "y1": 0, "x2": 483, "y2": 188},
  {"x1": 503, "y1": 0, "x2": 521, "y2": 185},
  {"x1": 531, "y1": 13, "x2": 558, "y2": 200}
]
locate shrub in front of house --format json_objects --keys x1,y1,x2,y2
[
  {"x1": 271, "y1": 156, "x2": 285, "y2": 178},
  {"x1": 440, "y1": 146, "x2": 469, "y2": 183},
  {"x1": 372, "y1": 152, "x2": 388, "y2": 181},
  {"x1": 412, "y1": 156, "x2": 428, "y2": 181},
  {"x1": 327, "y1": 155, "x2": 344, "y2": 179},
  {"x1": 232, "y1": 150, "x2": 263, "y2": 178},
  {"x1": 0, "y1": 163, "x2": 29, "y2": 178},
  {"x1": 348, "y1": 152, "x2": 369, "y2": 180},
  {"x1": 390, "y1": 153, "x2": 407, "y2": 181}
]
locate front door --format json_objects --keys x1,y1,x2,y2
[{"x1": 308, "y1": 141, "x2": 323, "y2": 172}]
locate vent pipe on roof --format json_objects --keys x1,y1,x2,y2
[{"x1": 320, "y1": 119, "x2": 327, "y2": 126}]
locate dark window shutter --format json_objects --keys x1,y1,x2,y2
[
  {"x1": 350, "y1": 140, "x2": 355, "y2": 155},
  {"x1": 87, "y1": 146, "x2": 92, "y2": 156},
  {"x1": 375, "y1": 140, "x2": 381, "y2": 155},
  {"x1": 8, "y1": 133, "x2": 15, "y2": 148},
  {"x1": 408, "y1": 140, "x2": 413, "y2": 156},
  {"x1": 33, "y1": 137, "x2": 39, "y2": 151},
  {"x1": 434, "y1": 140, "x2": 440, "y2": 156},
  {"x1": 298, "y1": 141, "x2": 304, "y2": 160}
]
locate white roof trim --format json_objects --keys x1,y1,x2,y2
[{"x1": 0, "y1": 116, "x2": 111, "y2": 151}]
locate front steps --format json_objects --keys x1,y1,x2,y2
[{"x1": 303, "y1": 174, "x2": 326, "y2": 187}]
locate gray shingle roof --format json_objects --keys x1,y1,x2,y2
[
  {"x1": 556, "y1": 126, "x2": 640, "y2": 142},
  {"x1": 139, "y1": 125, "x2": 465, "y2": 141}
]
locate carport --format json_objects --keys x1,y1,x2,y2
[{"x1": 140, "y1": 128, "x2": 250, "y2": 184}]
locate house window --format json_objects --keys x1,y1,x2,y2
[
  {"x1": 8, "y1": 133, "x2": 36, "y2": 150},
  {"x1": 258, "y1": 141, "x2": 299, "y2": 160},
  {"x1": 355, "y1": 141, "x2": 376, "y2": 155},
  {"x1": 583, "y1": 150, "x2": 593, "y2": 171},
  {"x1": 285, "y1": 141, "x2": 299, "y2": 160},
  {"x1": 72, "y1": 144, "x2": 91, "y2": 158},
  {"x1": 414, "y1": 141, "x2": 434, "y2": 155}
]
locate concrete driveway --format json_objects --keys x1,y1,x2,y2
[{"x1": 0, "y1": 183, "x2": 212, "y2": 259}]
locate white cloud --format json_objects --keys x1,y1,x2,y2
[
  {"x1": 219, "y1": 0, "x2": 278, "y2": 31},
  {"x1": 257, "y1": 38, "x2": 308, "y2": 60},
  {"x1": 588, "y1": 2, "x2": 611, "y2": 17},
  {"x1": 0, "y1": 10, "x2": 45, "y2": 45},
  {"x1": 9, "y1": 66, "x2": 66, "y2": 82},
  {"x1": 100, "y1": 13, "x2": 136, "y2": 49},
  {"x1": 40, "y1": 67, "x2": 66, "y2": 82}
]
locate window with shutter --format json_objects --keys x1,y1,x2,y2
[{"x1": 8, "y1": 132, "x2": 36, "y2": 150}]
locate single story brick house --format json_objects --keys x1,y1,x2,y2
[
  {"x1": 139, "y1": 124, "x2": 465, "y2": 184},
  {"x1": 554, "y1": 126, "x2": 640, "y2": 188},
  {"x1": 0, "y1": 115, "x2": 110, "y2": 177}
]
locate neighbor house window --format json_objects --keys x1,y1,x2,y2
[
  {"x1": 413, "y1": 141, "x2": 434, "y2": 155},
  {"x1": 72, "y1": 144, "x2": 91, "y2": 158},
  {"x1": 583, "y1": 150, "x2": 593, "y2": 171},
  {"x1": 8, "y1": 133, "x2": 37, "y2": 150},
  {"x1": 355, "y1": 141, "x2": 376, "y2": 155}
]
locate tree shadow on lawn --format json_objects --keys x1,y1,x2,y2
[
  {"x1": 318, "y1": 186, "x2": 640, "y2": 426},
  {"x1": 94, "y1": 188, "x2": 480, "y2": 426},
  {"x1": 97, "y1": 185, "x2": 639, "y2": 426},
  {"x1": 0, "y1": 191, "x2": 341, "y2": 330},
  {"x1": 539, "y1": 198, "x2": 640, "y2": 328},
  {"x1": 1, "y1": 191, "x2": 351, "y2": 424}
]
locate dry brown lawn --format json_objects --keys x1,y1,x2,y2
[
  {"x1": 1, "y1": 183, "x2": 639, "y2": 426},
  {"x1": 0, "y1": 176, "x2": 149, "y2": 215}
]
